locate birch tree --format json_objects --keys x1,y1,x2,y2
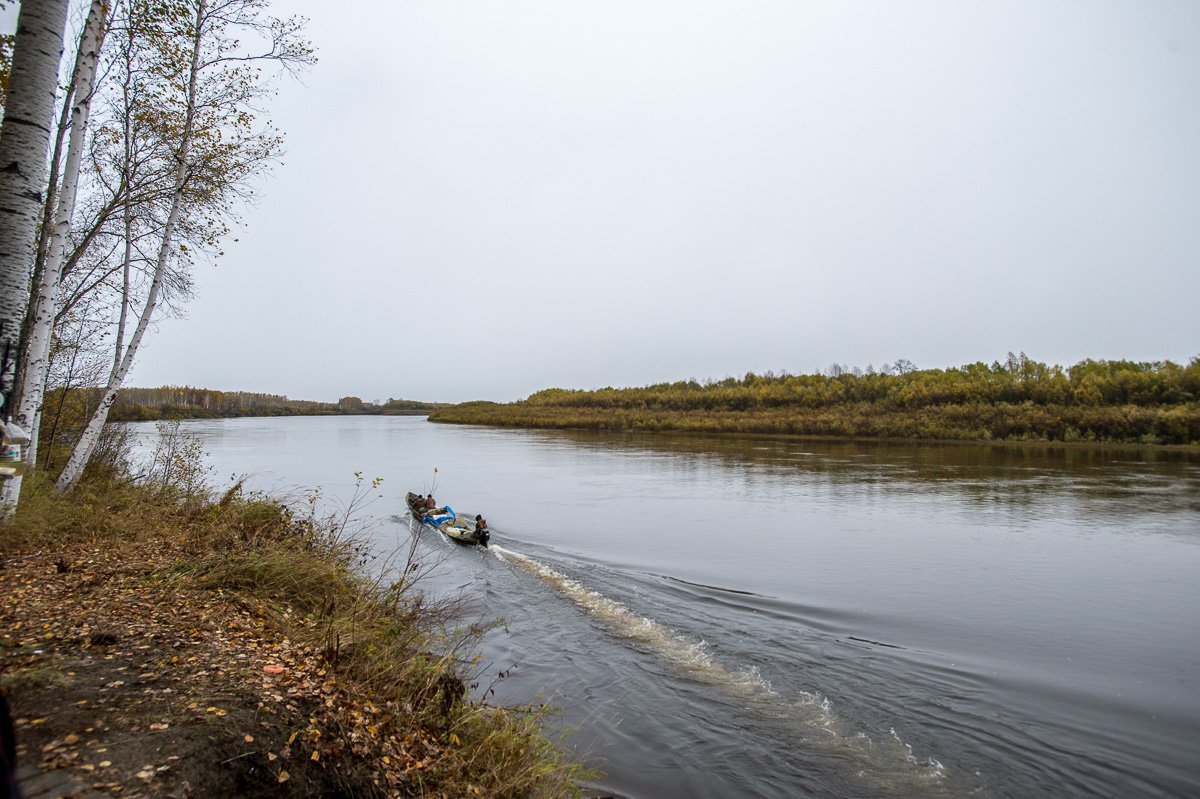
[
  {"x1": 55, "y1": 0, "x2": 311, "y2": 490},
  {"x1": 0, "y1": 0, "x2": 70, "y2": 429},
  {"x1": 15, "y1": 0, "x2": 110, "y2": 469}
]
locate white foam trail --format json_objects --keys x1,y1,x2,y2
[
  {"x1": 491, "y1": 545, "x2": 770, "y2": 697},
  {"x1": 490, "y1": 544, "x2": 959, "y2": 796}
]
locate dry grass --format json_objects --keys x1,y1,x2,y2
[{"x1": 3, "y1": 466, "x2": 593, "y2": 798}]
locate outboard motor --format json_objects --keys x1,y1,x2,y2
[{"x1": 474, "y1": 514, "x2": 490, "y2": 547}]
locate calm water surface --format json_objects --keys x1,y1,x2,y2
[{"x1": 129, "y1": 416, "x2": 1200, "y2": 798}]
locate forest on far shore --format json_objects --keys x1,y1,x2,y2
[
  {"x1": 428, "y1": 354, "x2": 1200, "y2": 446},
  {"x1": 47, "y1": 386, "x2": 447, "y2": 423}
]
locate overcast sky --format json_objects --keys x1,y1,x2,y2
[{"x1": 7, "y1": 1, "x2": 1200, "y2": 403}]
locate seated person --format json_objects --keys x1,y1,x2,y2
[{"x1": 474, "y1": 514, "x2": 490, "y2": 542}]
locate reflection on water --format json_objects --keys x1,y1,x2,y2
[{"x1": 509, "y1": 428, "x2": 1200, "y2": 533}]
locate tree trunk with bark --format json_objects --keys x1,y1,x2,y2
[
  {"x1": 0, "y1": 0, "x2": 71, "y2": 408},
  {"x1": 0, "y1": 0, "x2": 71, "y2": 511},
  {"x1": 16, "y1": 0, "x2": 110, "y2": 469}
]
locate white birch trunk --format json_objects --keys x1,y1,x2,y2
[
  {"x1": 0, "y1": 0, "x2": 71, "y2": 399},
  {"x1": 113, "y1": 214, "x2": 133, "y2": 381},
  {"x1": 111, "y1": 23, "x2": 136, "y2": 382},
  {"x1": 0, "y1": 0, "x2": 71, "y2": 512},
  {"x1": 16, "y1": 0, "x2": 110, "y2": 469},
  {"x1": 55, "y1": 0, "x2": 207, "y2": 492},
  {"x1": 10, "y1": 64, "x2": 73, "y2": 417}
]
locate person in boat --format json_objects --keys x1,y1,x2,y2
[
  {"x1": 474, "y1": 514, "x2": 490, "y2": 544},
  {"x1": 423, "y1": 494, "x2": 436, "y2": 512}
]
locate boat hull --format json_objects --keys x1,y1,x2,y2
[{"x1": 406, "y1": 492, "x2": 486, "y2": 546}]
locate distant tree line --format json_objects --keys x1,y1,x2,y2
[
  {"x1": 99, "y1": 387, "x2": 448, "y2": 422},
  {"x1": 109, "y1": 387, "x2": 338, "y2": 421},
  {"x1": 429, "y1": 355, "x2": 1200, "y2": 446},
  {"x1": 25, "y1": 386, "x2": 445, "y2": 472}
]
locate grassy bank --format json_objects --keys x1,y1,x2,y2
[
  {"x1": 430, "y1": 356, "x2": 1200, "y2": 446},
  {"x1": 1, "y1": 469, "x2": 589, "y2": 797}
]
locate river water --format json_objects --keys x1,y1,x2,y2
[{"x1": 128, "y1": 416, "x2": 1200, "y2": 798}]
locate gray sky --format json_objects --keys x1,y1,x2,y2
[{"x1": 8, "y1": 1, "x2": 1200, "y2": 403}]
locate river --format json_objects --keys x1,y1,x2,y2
[{"x1": 128, "y1": 415, "x2": 1200, "y2": 798}]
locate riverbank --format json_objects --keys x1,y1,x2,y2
[
  {"x1": 0, "y1": 473, "x2": 588, "y2": 798},
  {"x1": 429, "y1": 400, "x2": 1200, "y2": 446},
  {"x1": 428, "y1": 358, "x2": 1200, "y2": 446}
]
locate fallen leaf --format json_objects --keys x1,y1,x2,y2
[
  {"x1": 310, "y1": 751, "x2": 320, "y2": 761},
  {"x1": 277, "y1": 770, "x2": 290, "y2": 783}
]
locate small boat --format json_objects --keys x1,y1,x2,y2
[{"x1": 406, "y1": 491, "x2": 488, "y2": 546}]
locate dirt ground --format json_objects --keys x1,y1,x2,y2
[{"x1": 1, "y1": 543, "x2": 450, "y2": 798}]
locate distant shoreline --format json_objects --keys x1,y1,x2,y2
[
  {"x1": 111, "y1": 406, "x2": 435, "y2": 422},
  {"x1": 85, "y1": 355, "x2": 1200, "y2": 448},
  {"x1": 426, "y1": 414, "x2": 1200, "y2": 452},
  {"x1": 92, "y1": 387, "x2": 450, "y2": 422},
  {"x1": 119, "y1": 410, "x2": 1200, "y2": 451},
  {"x1": 424, "y1": 357, "x2": 1200, "y2": 447}
]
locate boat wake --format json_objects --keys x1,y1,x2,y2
[
  {"x1": 489, "y1": 544, "x2": 964, "y2": 797},
  {"x1": 491, "y1": 545, "x2": 770, "y2": 696}
]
